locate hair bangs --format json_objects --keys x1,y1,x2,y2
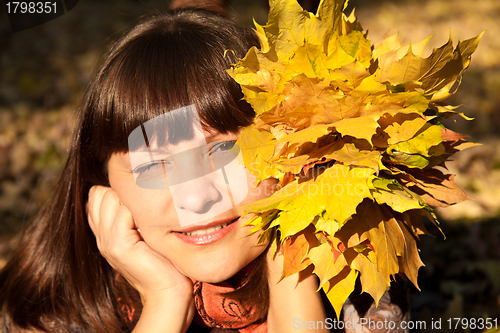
[{"x1": 81, "y1": 11, "x2": 258, "y2": 168}]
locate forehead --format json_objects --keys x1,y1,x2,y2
[
  {"x1": 133, "y1": 127, "x2": 208, "y2": 154},
  {"x1": 128, "y1": 105, "x2": 204, "y2": 152},
  {"x1": 108, "y1": 129, "x2": 240, "y2": 178}
]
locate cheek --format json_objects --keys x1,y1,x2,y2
[
  {"x1": 245, "y1": 173, "x2": 277, "y2": 202},
  {"x1": 110, "y1": 181, "x2": 171, "y2": 227}
]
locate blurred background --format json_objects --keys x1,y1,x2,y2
[{"x1": 0, "y1": 0, "x2": 499, "y2": 331}]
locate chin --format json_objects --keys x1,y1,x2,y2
[
  {"x1": 180, "y1": 264, "x2": 238, "y2": 283},
  {"x1": 175, "y1": 251, "x2": 254, "y2": 283}
]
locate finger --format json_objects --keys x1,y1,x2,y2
[
  {"x1": 87, "y1": 185, "x2": 101, "y2": 233},
  {"x1": 108, "y1": 204, "x2": 139, "y2": 249},
  {"x1": 87, "y1": 185, "x2": 114, "y2": 247},
  {"x1": 97, "y1": 188, "x2": 121, "y2": 237},
  {"x1": 88, "y1": 186, "x2": 111, "y2": 225}
]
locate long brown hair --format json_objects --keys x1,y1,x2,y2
[{"x1": 0, "y1": 9, "x2": 266, "y2": 332}]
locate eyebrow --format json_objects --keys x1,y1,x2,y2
[
  {"x1": 131, "y1": 139, "x2": 212, "y2": 154},
  {"x1": 204, "y1": 132, "x2": 218, "y2": 141},
  {"x1": 204, "y1": 131, "x2": 237, "y2": 142},
  {"x1": 133, "y1": 147, "x2": 171, "y2": 154},
  {"x1": 131, "y1": 129, "x2": 222, "y2": 155}
]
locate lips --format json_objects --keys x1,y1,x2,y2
[
  {"x1": 172, "y1": 217, "x2": 239, "y2": 245},
  {"x1": 179, "y1": 220, "x2": 232, "y2": 236}
]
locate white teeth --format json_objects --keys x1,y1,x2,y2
[{"x1": 181, "y1": 222, "x2": 230, "y2": 236}]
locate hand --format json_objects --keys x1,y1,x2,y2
[
  {"x1": 266, "y1": 250, "x2": 329, "y2": 333},
  {"x1": 87, "y1": 185, "x2": 194, "y2": 332}
]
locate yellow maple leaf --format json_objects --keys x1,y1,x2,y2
[
  {"x1": 379, "y1": 112, "x2": 429, "y2": 145},
  {"x1": 350, "y1": 251, "x2": 391, "y2": 306},
  {"x1": 237, "y1": 124, "x2": 279, "y2": 182},
  {"x1": 371, "y1": 177, "x2": 427, "y2": 213},
  {"x1": 277, "y1": 196, "x2": 324, "y2": 238},
  {"x1": 280, "y1": 225, "x2": 317, "y2": 279},
  {"x1": 228, "y1": 0, "x2": 481, "y2": 311},
  {"x1": 309, "y1": 241, "x2": 355, "y2": 289},
  {"x1": 323, "y1": 267, "x2": 358, "y2": 319}
]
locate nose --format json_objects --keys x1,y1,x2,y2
[
  {"x1": 168, "y1": 150, "x2": 224, "y2": 215},
  {"x1": 170, "y1": 174, "x2": 222, "y2": 214}
]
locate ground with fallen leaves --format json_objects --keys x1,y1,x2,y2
[{"x1": 1, "y1": 0, "x2": 499, "y2": 331}]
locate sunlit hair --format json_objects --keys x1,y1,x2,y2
[
  {"x1": 81, "y1": 9, "x2": 258, "y2": 182},
  {"x1": 0, "y1": 9, "x2": 264, "y2": 332}
]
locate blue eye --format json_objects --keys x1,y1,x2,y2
[
  {"x1": 210, "y1": 141, "x2": 236, "y2": 155},
  {"x1": 133, "y1": 160, "x2": 172, "y2": 190},
  {"x1": 133, "y1": 160, "x2": 170, "y2": 174}
]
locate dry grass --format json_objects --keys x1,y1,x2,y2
[{"x1": 1, "y1": 0, "x2": 499, "y2": 326}]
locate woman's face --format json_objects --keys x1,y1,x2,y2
[{"x1": 107, "y1": 123, "x2": 275, "y2": 283}]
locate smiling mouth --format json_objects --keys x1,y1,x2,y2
[
  {"x1": 172, "y1": 217, "x2": 240, "y2": 245},
  {"x1": 174, "y1": 217, "x2": 239, "y2": 236},
  {"x1": 180, "y1": 221, "x2": 232, "y2": 236}
]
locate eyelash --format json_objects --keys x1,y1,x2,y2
[
  {"x1": 210, "y1": 141, "x2": 236, "y2": 154},
  {"x1": 133, "y1": 140, "x2": 236, "y2": 174},
  {"x1": 133, "y1": 160, "x2": 168, "y2": 174}
]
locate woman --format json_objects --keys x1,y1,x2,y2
[{"x1": 0, "y1": 9, "x2": 329, "y2": 333}]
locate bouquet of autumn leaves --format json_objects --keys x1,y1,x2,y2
[{"x1": 227, "y1": 0, "x2": 482, "y2": 315}]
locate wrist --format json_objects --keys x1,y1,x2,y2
[
  {"x1": 267, "y1": 263, "x2": 328, "y2": 332},
  {"x1": 133, "y1": 292, "x2": 194, "y2": 333},
  {"x1": 140, "y1": 285, "x2": 193, "y2": 307}
]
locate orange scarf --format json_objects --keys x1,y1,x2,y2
[
  {"x1": 192, "y1": 280, "x2": 266, "y2": 332},
  {"x1": 117, "y1": 270, "x2": 267, "y2": 332}
]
